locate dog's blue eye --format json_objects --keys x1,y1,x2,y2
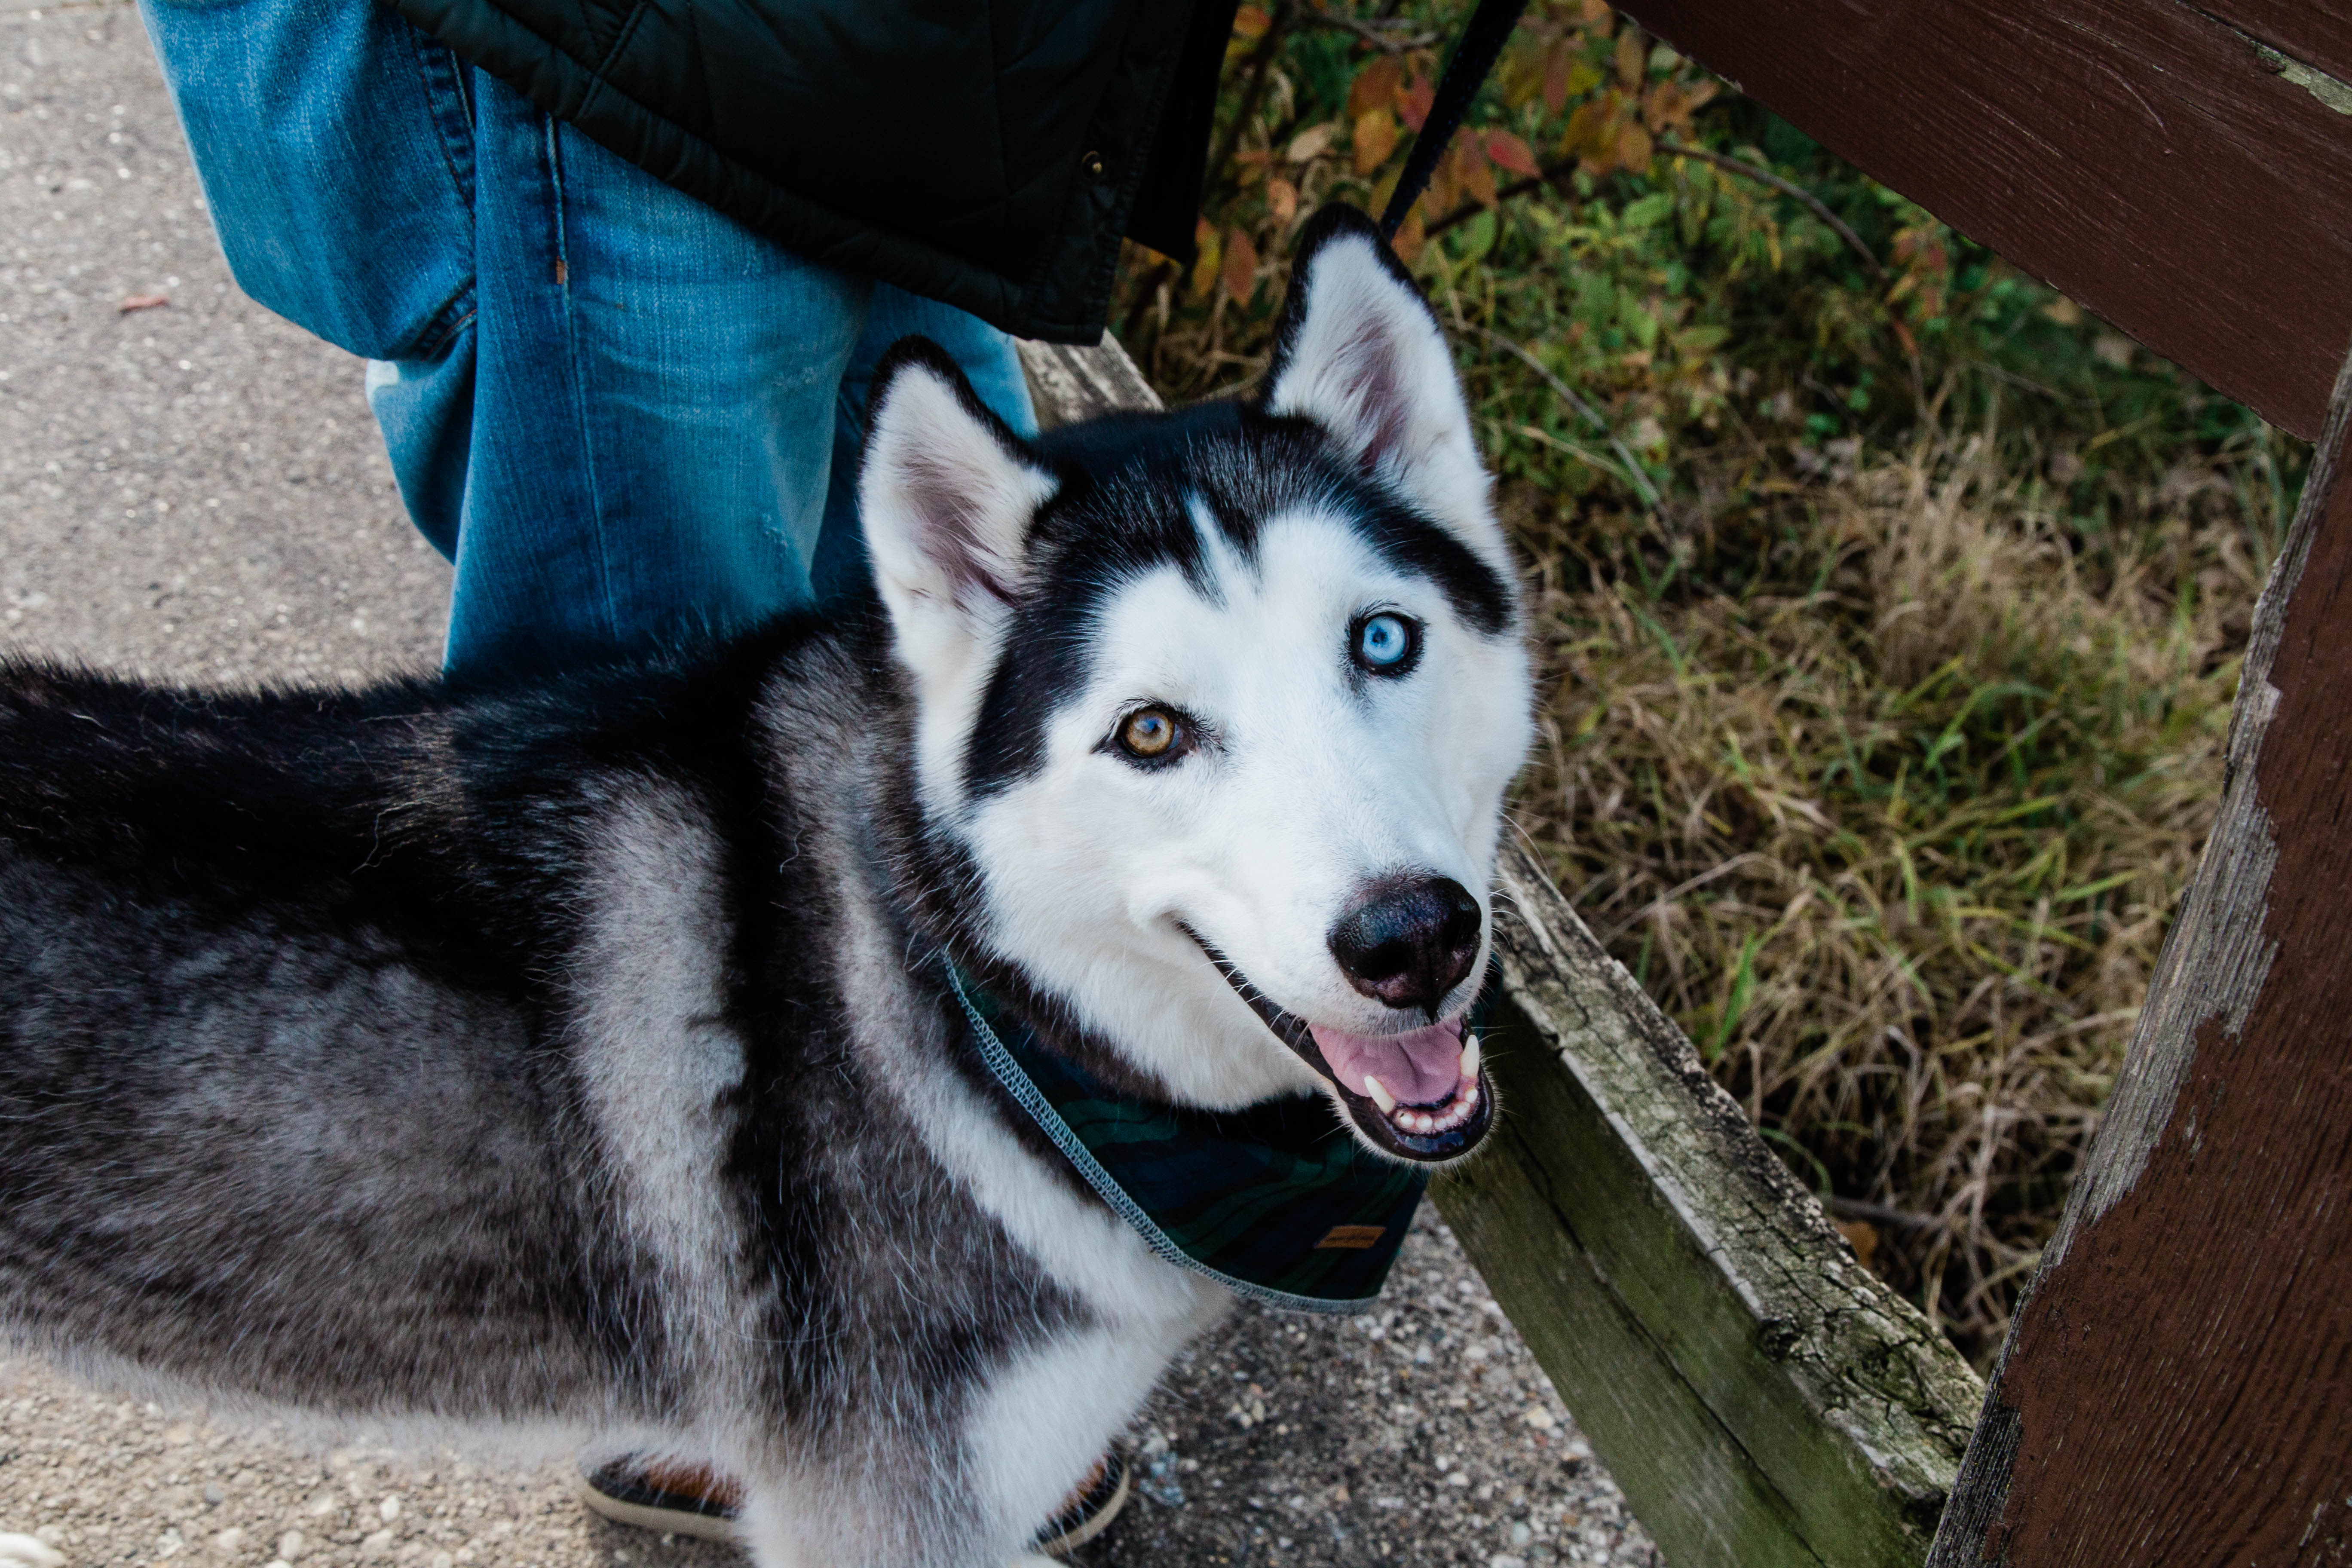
[{"x1": 1354, "y1": 612, "x2": 1415, "y2": 673}]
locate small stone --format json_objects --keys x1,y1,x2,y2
[
  {"x1": 164, "y1": 1425, "x2": 195, "y2": 1446},
  {"x1": 265, "y1": 1561, "x2": 293, "y2": 1568},
  {"x1": 276, "y1": 1529, "x2": 305, "y2": 1561},
  {"x1": 1448, "y1": 1470, "x2": 1472, "y2": 1487},
  {"x1": 1522, "y1": 1406, "x2": 1556, "y2": 1430},
  {"x1": 358, "y1": 1528, "x2": 395, "y2": 1560},
  {"x1": 1511, "y1": 1522, "x2": 1534, "y2": 1546},
  {"x1": 1489, "y1": 1557, "x2": 1527, "y2": 1568},
  {"x1": 211, "y1": 1528, "x2": 244, "y2": 1554},
  {"x1": 377, "y1": 1499, "x2": 400, "y2": 1523},
  {"x1": 202, "y1": 1485, "x2": 224, "y2": 1507}
]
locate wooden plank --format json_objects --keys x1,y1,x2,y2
[
  {"x1": 1443, "y1": 845, "x2": 1982, "y2": 1568},
  {"x1": 1018, "y1": 337, "x2": 1986, "y2": 1568},
  {"x1": 2197, "y1": 0, "x2": 2352, "y2": 87},
  {"x1": 1614, "y1": 0, "x2": 2352, "y2": 441},
  {"x1": 1926, "y1": 337, "x2": 2352, "y2": 1565}
]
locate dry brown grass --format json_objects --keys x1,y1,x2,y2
[{"x1": 1511, "y1": 429, "x2": 2285, "y2": 1359}]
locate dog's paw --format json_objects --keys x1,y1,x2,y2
[{"x1": 0, "y1": 1532, "x2": 66, "y2": 1568}]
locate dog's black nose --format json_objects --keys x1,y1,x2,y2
[{"x1": 1329, "y1": 875, "x2": 1484, "y2": 1015}]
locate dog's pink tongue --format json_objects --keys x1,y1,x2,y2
[{"x1": 1309, "y1": 1019, "x2": 1465, "y2": 1107}]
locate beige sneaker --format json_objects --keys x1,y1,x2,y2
[{"x1": 577, "y1": 1446, "x2": 1132, "y2": 1555}]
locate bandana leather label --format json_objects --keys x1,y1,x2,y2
[{"x1": 947, "y1": 967, "x2": 1427, "y2": 1313}]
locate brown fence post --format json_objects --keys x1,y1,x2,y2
[{"x1": 1929, "y1": 335, "x2": 2352, "y2": 1565}]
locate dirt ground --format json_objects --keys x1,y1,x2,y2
[{"x1": 0, "y1": 7, "x2": 1662, "y2": 1565}]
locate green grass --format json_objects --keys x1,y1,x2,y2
[{"x1": 1113, "y1": 0, "x2": 2311, "y2": 1361}]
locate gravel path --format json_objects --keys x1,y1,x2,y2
[{"x1": 0, "y1": 9, "x2": 1663, "y2": 1565}]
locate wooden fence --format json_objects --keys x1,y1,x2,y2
[{"x1": 1605, "y1": 4, "x2": 2352, "y2": 1562}]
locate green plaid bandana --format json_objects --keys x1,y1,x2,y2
[{"x1": 947, "y1": 967, "x2": 1427, "y2": 1313}]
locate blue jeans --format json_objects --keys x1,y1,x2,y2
[{"x1": 138, "y1": 0, "x2": 1036, "y2": 679}]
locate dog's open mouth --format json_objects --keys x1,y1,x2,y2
[{"x1": 1194, "y1": 939, "x2": 1492, "y2": 1163}]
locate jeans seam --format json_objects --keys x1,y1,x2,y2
[
  {"x1": 404, "y1": 25, "x2": 476, "y2": 216},
  {"x1": 402, "y1": 295, "x2": 477, "y2": 364},
  {"x1": 384, "y1": 20, "x2": 478, "y2": 363},
  {"x1": 544, "y1": 115, "x2": 623, "y2": 646}
]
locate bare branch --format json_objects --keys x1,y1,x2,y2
[
  {"x1": 1292, "y1": 9, "x2": 1439, "y2": 52},
  {"x1": 1424, "y1": 139, "x2": 1886, "y2": 281},
  {"x1": 1656, "y1": 138, "x2": 1885, "y2": 277}
]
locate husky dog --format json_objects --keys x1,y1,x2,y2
[{"x1": 0, "y1": 207, "x2": 1532, "y2": 1566}]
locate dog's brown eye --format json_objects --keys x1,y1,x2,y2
[{"x1": 1118, "y1": 707, "x2": 1181, "y2": 760}]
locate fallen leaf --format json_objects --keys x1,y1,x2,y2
[
  {"x1": 1286, "y1": 122, "x2": 1337, "y2": 163},
  {"x1": 1558, "y1": 96, "x2": 1611, "y2": 162},
  {"x1": 1615, "y1": 30, "x2": 1645, "y2": 89},
  {"x1": 1485, "y1": 130, "x2": 1540, "y2": 178},
  {"x1": 1265, "y1": 176, "x2": 1298, "y2": 227},
  {"x1": 1457, "y1": 134, "x2": 1497, "y2": 206},
  {"x1": 1542, "y1": 40, "x2": 1573, "y2": 114},
  {"x1": 118, "y1": 293, "x2": 169, "y2": 313},
  {"x1": 1397, "y1": 73, "x2": 1434, "y2": 132},
  {"x1": 1352, "y1": 108, "x2": 1399, "y2": 175},
  {"x1": 1223, "y1": 227, "x2": 1260, "y2": 303},
  {"x1": 1617, "y1": 121, "x2": 1654, "y2": 175},
  {"x1": 1391, "y1": 205, "x2": 1427, "y2": 266},
  {"x1": 1833, "y1": 1219, "x2": 1880, "y2": 1271},
  {"x1": 1348, "y1": 58, "x2": 1402, "y2": 119},
  {"x1": 1191, "y1": 217, "x2": 1223, "y2": 299}
]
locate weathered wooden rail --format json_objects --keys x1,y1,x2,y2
[{"x1": 1019, "y1": 337, "x2": 1984, "y2": 1568}]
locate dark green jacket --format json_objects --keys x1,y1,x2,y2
[{"x1": 387, "y1": 0, "x2": 1237, "y2": 342}]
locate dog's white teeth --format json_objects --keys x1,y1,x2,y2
[
  {"x1": 1458, "y1": 1032, "x2": 1481, "y2": 1081},
  {"x1": 1363, "y1": 1076, "x2": 1399, "y2": 1114}
]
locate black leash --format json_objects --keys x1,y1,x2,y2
[{"x1": 1377, "y1": 0, "x2": 1535, "y2": 242}]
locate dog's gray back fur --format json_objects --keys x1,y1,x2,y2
[{"x1": 0, "y1": 623, "x2": 1124, "y2": 1561}]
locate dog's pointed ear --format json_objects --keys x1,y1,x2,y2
[
  {"x1": 860, "y1": 338, "x2": 1058, "y2": 668},
  {"x1": 1260, "y1": 206, "x2": 1495, "y2": 547}
]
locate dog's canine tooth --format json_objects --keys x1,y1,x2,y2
[
  {"x1": 1458, "y1": 1032, "x2": 1480, "y2": 1082},
  {"x1": 1363, "y1": 1076, "x2": 1399, "y2": 1114}
]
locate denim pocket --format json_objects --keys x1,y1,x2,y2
[{"x1": 138, "y1": 0, "x2": 476, "y2": 361}]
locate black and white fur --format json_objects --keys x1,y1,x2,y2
[{"x1": 0, "y1": 208, "x2": 1534, "y2": 1567}]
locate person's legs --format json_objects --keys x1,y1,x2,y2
[{"x1": 389, "y1": 72, "x2": 873, "y2": 680}]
